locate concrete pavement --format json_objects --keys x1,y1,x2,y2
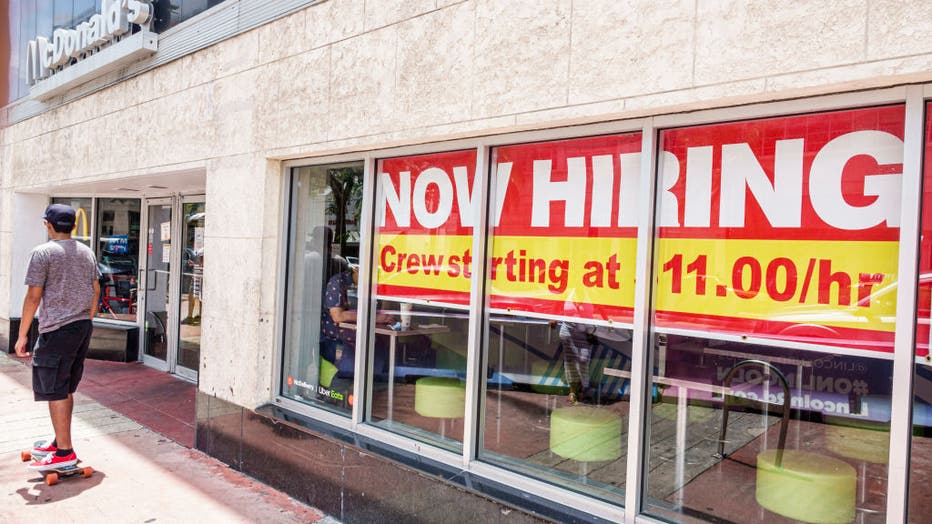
[{"x1": 0, "y1": 352, "x2": 336, "y2": 523}]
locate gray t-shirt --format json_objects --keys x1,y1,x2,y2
[{"x1": 25, "y1": 239, "x2": 100, "y2": 333}]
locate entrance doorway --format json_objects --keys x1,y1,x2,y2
[{"x1": 141, "y1": 196, "x2": 205, "y2": 381}]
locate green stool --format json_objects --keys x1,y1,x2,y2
[
  {"x1": 756, "y1": 449, "x2": 856, "y2": 524},
  {"x1": 719, "y1": 360, "x2": 856, "y2": 524},
  {"x1": 549, "y1": 405, "x2": 622, "y2": 462},
  {"x1": 319, "y1": 358, "x2": 338, "y2": 389},
  {"x1": 415, "y1": 377, "x2": 465, "y2": 438}
]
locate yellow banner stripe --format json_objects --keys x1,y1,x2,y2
[
  {"x1": 376, "y1": 234, "x2": 899, "y2": 333},
  {"x1": 376, "y1": 234, "x2": 474, "y2": 293},
  {"x1": 655, "y1": 238, "x2": 899, "y2": 332},
  {"x1": 377, "y1": 234, "x2": 639, "y2": 308}
]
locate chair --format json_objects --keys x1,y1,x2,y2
[
  {"x1": 718, "y1": 360, "x2": 856, "y2": 524},
  {"x1": 319, "y1": 358, "x2": 338, "y2": 389},
  {"x1": 550, "y1": 405, "x2": 622, "y2": 463},
  {"x1": 414, "y1": 377, "x2": 465, "y2": 438}
]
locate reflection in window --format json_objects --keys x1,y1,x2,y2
[
  {"x1": 73, "y1": 0, "x2": 96, "y2": 22},
  {"x1": 911, "y1": 363, "x2": 932, "y2": 523},
  {"x1": 646, "y1": 106, "x2": 904, "y2": 523},
  {"x1": 281, "y1": 162, "x2": 361, "y2": 416},
  {"x1": 177, "y1": 202, "x2": 205, "y2": 372},
  {"x1": 95, "y1": 198, "x2": 140, "y2": 322},
  {"x1": 0, "y1": 0, "x2": 25, "y2": 105},
  {"x1": 18, "y1": 1, "x2": 37, "y2": 91},
  {"x1": 478, "y1": 134, "x2": 641, "y2": 504},
  {"x1": 36, "y1": 0, "x2": 53, "y2": 47},
  {"x1": 368, "y1": 151, "x2": 476, "y2": 452},
  {"x1": 52, "y1": 0, "x2": 73, "y2": 30},
  {"x1": 909, "y1": 100, "x2": 932, "y2": 523},
  {"x1": 154, "y1": 0, "x2": 227, "y2": 33}
]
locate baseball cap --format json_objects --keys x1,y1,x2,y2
[{"x1": 42, "y1": 204, "x2": 76, "y2": 229}]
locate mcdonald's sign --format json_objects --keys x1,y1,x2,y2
[{"x1": 72, "y1": 207, "x2": 90, "y2": 244}]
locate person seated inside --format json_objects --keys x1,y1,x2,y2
[{"x1": 320, "y1": 263, "x2": 394, "y2": 379}]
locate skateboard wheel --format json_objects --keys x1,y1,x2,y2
[
  {"x1": 45, "y1": 473, "x2": 59, "y2": 486},
  {"x1": 20, "y1": 451, "x2": 31, "y2": 462},
  {"x1": 82, "y1": 467, "x2": 93, "y2": 478}
]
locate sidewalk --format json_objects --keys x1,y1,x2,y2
[{"x1": 0, "y1": 352, "x2": 336, "y2": 523}]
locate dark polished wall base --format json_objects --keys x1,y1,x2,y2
[
  {"x1": 0, "y1": 317, "x2": 10, "y2": 354},
  {"x1": 5, "y1": 318, "x2": 38, "y2": 354},
  {"x1": 4, "y1": 318, "x2": 138, "y2": 362},
  {"x1": 195, "y1": 393, "x2": 611, "y2": 524},
  {"x1": 87, "y1": 322, "x2": 139, "y2": 362}
]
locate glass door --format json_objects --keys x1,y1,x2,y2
[
  {"x1": 142, "y1": 199, "x2": 173, "y2": 371},
  {"x1": 176, "y1": 199, "x2": 205, "y2": 380}
]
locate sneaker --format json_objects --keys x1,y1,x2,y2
[
  {"x1": 27, "y1": 451, "x2": 77, "y2": 471},
  {"x1": 31, "y1": 440, "x2": 57, "y2": 455}
]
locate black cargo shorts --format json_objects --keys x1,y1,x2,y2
[{"x1": 32, "y1": 320, "x2": 93, "y2": 401}]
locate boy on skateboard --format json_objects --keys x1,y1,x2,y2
[{"x1": 13, "y1": 204, "x2": 100, "y2": 471}]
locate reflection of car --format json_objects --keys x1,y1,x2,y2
[
  {"x1": 656, "y1": 273, "x2": 932, "y2": 357},
  {"x1": 98, "y1": 254, "x2": 136, "y2": 278},
  {"x1": 770, "y1": 273, "x2": 932, "y2": 355},
  {"x1": 183, "y1": 247, "x2": 204, "y2": 269},
  {"x1": 345, "y1": 256, "x2": 359, "y2": 267}
]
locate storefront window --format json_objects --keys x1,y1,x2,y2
[
  {"x1": 178, "y1": 202, "x2": 205, "y2": 371},
  {"x1": 478, "y1": 134, "x2": 641, "y2": 504},
  {"x1": 52, "y1": 0, "x2": 72, "y2": 30},
  {"x1": 153, "y1": 0, "x2": 227, "y2": 33},
  {"x1": 281, "y1": 162, "x2": 362, "y2": 415},
  {"x1": 646, "y1": 106, "x2": 905, "y2": 523},
  {"x1": 13, "y1": 0, "x2": 29, "y2": 102},
  {"x1": 909, "y1": 101, "x2": 932, "y2": 522},
  {"x1": 366, "y1": 150, "x2": 476, "y2": 451},
  {"x1": 96, "y1": 198, "x2": 140, "y2": 321},
  {"x1": 50, "y1": 197, "x2": 92, "y2": 247}
]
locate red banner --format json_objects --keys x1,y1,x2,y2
[
  {"x1": 377, "y1": 150, "x2": 477, "y2": 305},
  {"x1": 655, "y1": 105, "x2": 909, "y2": 354},
  {"x1": 375, "y1": 134, "x2": 643, "y2": 319},
  {"x1": 488, "y1": 134, "x2": 642, "y2": 321},
  {"x1": 373, "y1": 106, "x2": 925, "y2": 356}
]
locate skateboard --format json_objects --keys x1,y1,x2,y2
[{"x1": 19, "y1": 442, "x2": 94, "y2": 486}]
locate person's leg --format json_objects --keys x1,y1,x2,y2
[
  {"x1": 320, "y1": 338, "x2": 338, "y2": 364},
  {"x1": 562, "y1": 341, "x2": 583, "y2": 403},
  {"x1": 373, "y1": 335, "x2": 390, "y2": 379},
  {"x1": 578, "y1": 344, "x2": 592, "y2": 391},
  {"x1": 54, "y1": 320, "x2": 92, "y2": 455},
  {"x1": 48, "y1": 394, "x2": 74, "y2": 450},
  {"x1": 335, "y1": 332, "x2": 358, "y2": 379},
  {"x1": 336, "y1": 342, "x2": 355, "y2": 378}
]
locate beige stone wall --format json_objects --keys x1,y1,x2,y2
[
  {"x1": 2, "y1": 0, "x2": 931, "y2": 407},
  {"x1": 0, "y1": 126, "x2": 10, "y2": 320}
]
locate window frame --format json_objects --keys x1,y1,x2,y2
[{"x1": 47, "y1": 195, "x2": 143, "y2": 328}]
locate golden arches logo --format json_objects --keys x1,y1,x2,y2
[{"x1": 72, "y1": 207, "x2": 90, "y2": 242}]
